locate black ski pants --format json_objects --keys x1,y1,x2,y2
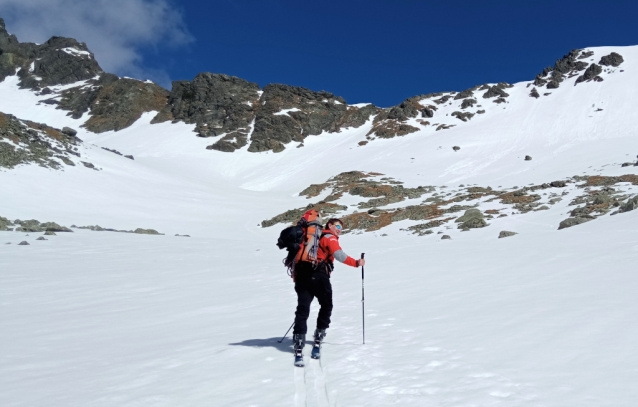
[{"x1": 292, "y1": 262, "x2": 333, "y2": 335}]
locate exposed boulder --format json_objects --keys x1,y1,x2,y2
[
  {"x1": 576, "y1": 63, "x2": 603, "y2": 84},
  {"x1": 599, "y1": 52, "x2": 624, "y2": 67},
  {"x1": 460, "y1": 98, "x2": 477, "y2": 109},
  {"x1": 421, "y1": 107, "x2": 435, "y2": 118},
  {"x1": 578, "y1": 50, "x2": 594, "y2": 59},
  {"x1": 482, "y1": 85, "x2": 509, "y2": 99},
  {"x1": 558, "y1": 216, "x2": 593, "y2": 230},
  {"x1": 451, "y1": 111, "x2": 474, "y2": 122},
  {"x1": 455, "y1": 209, "x2": 487, "y2": 229},
  {"x1": 529, "y1": 88, "x2": 540, "y2": 98},
  {"x1": 453, "y1": 87, "x2": 478, "y2": 100},
  {"x1": 498, "y1": 231, "x2": 518, "y2": 239},
  {"x1": 61, "y1": 127, "x2": 78, "y2": 137},
  {"x1": 18, "y1": 241, "x2": 30, "y2": 245},
  {"x1": 621, "y1": 196, "x2": 638, "y2": 212}
]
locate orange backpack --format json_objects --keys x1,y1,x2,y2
[{"x1": 295, "y1": 209, "x2": 324, "y2": 266}]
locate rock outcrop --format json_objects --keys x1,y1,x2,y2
[
  {"x1": 0, "y1": 19, "x2": 103, "y2": 89},
  {"x1": 0, "y1": 112, "x2": 83, "y2": 169},
  {"x1": 249, "y1": 84, "x2": 376, "y2": 152},
  {"x1": 84, "y1": 79, "x2": 168, "y2": 132}
]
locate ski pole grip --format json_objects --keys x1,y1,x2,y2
[{"x1": 361, "y1": 253, "x2": 365, "y2": 259}]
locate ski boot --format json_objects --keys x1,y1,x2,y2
[
  {"x1": 293, "y1": 334, "x2": 305, "y2": 367},
  {"x1": 311, "y1": 328, "x2": 326, "y2": 359}
]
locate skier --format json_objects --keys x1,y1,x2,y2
[{"x1": 292, "y1": 218, "x2": 365, "y2": 365}]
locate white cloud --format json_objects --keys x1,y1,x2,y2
[{"x1": 0, "y1": 0, "x2": 193, "y2": 88}]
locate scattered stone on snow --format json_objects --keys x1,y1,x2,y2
[{"x1": 498, "y1": 231, "x2": 518, "y2": 239}]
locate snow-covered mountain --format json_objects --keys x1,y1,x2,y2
[{"x1": 1, "y1": 18, "x2": 637, "y2": 407}]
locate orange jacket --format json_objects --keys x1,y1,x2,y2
[{"x1": 317, "y1": 231, "x2": 359, "y2": 268}]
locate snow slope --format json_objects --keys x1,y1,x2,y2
[{"x1": 1, "y1": 45, "x2": 637, "y2": 406}]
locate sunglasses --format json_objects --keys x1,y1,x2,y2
[{"x1": 334, "y1": 224, "x2": 343, "y2": 230}]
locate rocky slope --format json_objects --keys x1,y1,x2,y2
[
  {"x1": 0, "y1": 17, "x2": 630, "y2": 158},
  {"x1": 261, "y1": 170, "x2": 638, "y2": 235},
  {"x1": 0, "y1": 111, "x2": 85, "y2": 169},
  {"x1": 0, "y1": 19, "x2": 168, "y2": 134}
]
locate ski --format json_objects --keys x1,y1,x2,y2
[{"x1": 294, "y1": 354, "x2": 305, "y2": 367}]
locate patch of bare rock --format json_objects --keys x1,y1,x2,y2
[{"x1": 261, "y1": 172, "x2": 638, "y2": 235}]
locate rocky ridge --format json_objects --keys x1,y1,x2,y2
[
  {"x1": 0, "y1": 215, "x2": 166, "y2": 235},
  {"x1": 261, "y1": 171, "x2": 638, "y2": 236},
  {"x1": 2, "y1": 18, "x2": 627, "y2": 157},
  {"x1": 0, "y1": 18, "x2": 168, "y2": 134}
]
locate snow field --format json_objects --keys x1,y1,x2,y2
[{"x1": 1, "y1": 212, "x2": 637, "y2": 406}]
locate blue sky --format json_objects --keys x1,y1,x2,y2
[{"x1": 1, "y1": 0, "x2": 637, "y2": 106}]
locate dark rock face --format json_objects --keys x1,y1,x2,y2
[
  {"x1": 453, "y1": 86, "x2": 478, "y2": 100},
  {"x1": 151, "y1": 74, "x2": 377, "y2": 153},
  {"x1": 482, "y1": 83, "x2": 511, "y2": 99},
  {"x1": 84, "y1": 79, "x2": 168, "y2": 132},
  {"x1": 249, "y1": 83, "x2": 370, "y2": 152},
  {"x1": 460, "y1": 98, "x2": 477, "y2": 109},
  {"x1": 533, "y1": 49, "x2": 592, "y2": 89},
  {"x1": 152, "y1": 73, "x2": 260, "y2": 140},
  {"x1": 365, "y1": 97, "x2": 421, "y2": 139},
  {"x1": 578, "y1": 50, "x2": 594, "y2": 59},
  {"x1": 576, "y1": 64, "x2": 603, "y2": 84},
  {"x1": 0, "y1": 112, "x2": 82, "y2": 169},
  {"x1": 451, "y1": 111, "x2": 474, "y2": 122},
  {"x1": 599, "y1": 52, "x2": 623, "y2": 67},
  {"x1": 552, "y1": 49, "x2": 588, "y2": 75},
  {"x1": 19, "y1": 37, "x2": 103, "y2": 88},
  {"x1": 529, "y1": 88, "x2": 540, "y2": 98},
  {"x1": 421, "y1": 107, "x2": 435, "y2": 118},
  {"x1": 0, "y1": 19, "x2": 103, "y2": 88}
]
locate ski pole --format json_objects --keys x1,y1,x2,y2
[
  {"x1": 277, "y1": 321, "x2": 295, "y2": 343},
  {"x1": 361, "y1": 252, "x2": 365, "y2": 345}
]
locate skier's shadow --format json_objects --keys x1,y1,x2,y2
[{"x1": 228, "y1": 337, "x2": 294, "y2": 353}]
